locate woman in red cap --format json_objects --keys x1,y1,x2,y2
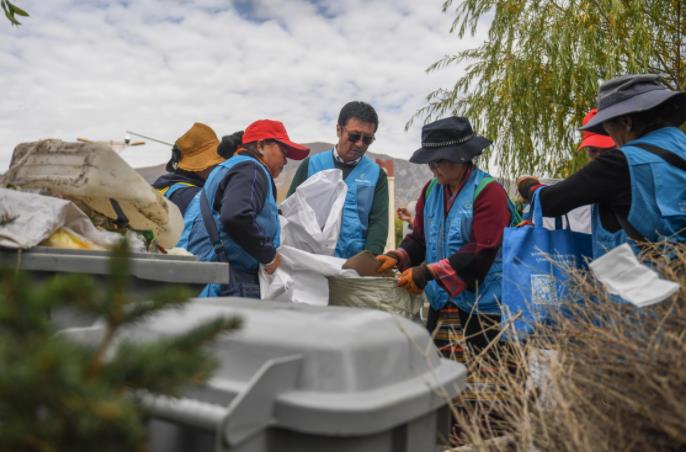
[
  {"x1": 178, "y1": 119, "x2": 309, "y2": 298},
  {"x1": 579, "y1": 108, "x2": 617, "y2": 160}
]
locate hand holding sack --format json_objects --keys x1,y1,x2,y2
[
  {"x1": 263, "y1": 252, "x2": 281, "y2": 274},
  {"x1": 397, "y1": 264, "x2": 434, "y2": 294},
  {"x1": 375, "y1": 252, "x2": 399, "y2": 273}
]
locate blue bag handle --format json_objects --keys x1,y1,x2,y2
[
  {"x1": 531, "y1": 187, "x2": 571, "y2": 231},
  {"x1": 531, "y1": 187, "x2": 545, "y2": 226}
]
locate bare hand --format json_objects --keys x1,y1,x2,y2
[
  {"x1": 264, "y1": 252, "x2": 281, "y2": 274},
  {"x1": 396, "y1": 207, "x2": 413, "y2": 224}
]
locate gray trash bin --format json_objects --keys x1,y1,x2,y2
[
  {"x1": 0, "y1": 246, "x2": 229, "y2": 328},
  {"x1": 63, "y1": 298, "x2": 466, "y2": 452}
]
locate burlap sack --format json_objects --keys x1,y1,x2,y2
[{"x1": 328, "y1": 276, "x2": 424, "y2": 319}]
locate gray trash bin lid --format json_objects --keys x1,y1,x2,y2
[
  {"x1": 0, "y1": 246, "x2": 228, "y2": 285},
  {"x1": 64, "y1": 298, "x2": 466, "y2": 448}
]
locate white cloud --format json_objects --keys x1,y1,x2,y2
[{"x1": 0, "y1": 0, "x2": 488, "y2": 170}]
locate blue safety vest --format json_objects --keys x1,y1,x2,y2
[
  {"x1": 619, "y1": 127, "x2": 686, "y2": 243},
  {"x1": 177, "y1": 154, "x2": 280, "y2": 272},
  {"x1": 159, "y1": 182, "x2": 196, "y2": 199},
  {"x1": 423, "y1": 168, "x2": 506, "y2": 314},
  {"x1": 591, "y1": 205, "x2": 630, "y2": 259},
  {"x1": 308, "y1": 150, "x2": 380, "y2": 258}
]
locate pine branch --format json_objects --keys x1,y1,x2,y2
[{"x1": 0, "y1": 244, "x2": 241, "y2": 450}]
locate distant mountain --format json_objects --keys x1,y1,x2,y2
[{"x1": 136, "y1": 142, "x2": 433, "y2": 210}]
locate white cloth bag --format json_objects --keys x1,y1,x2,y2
[{"x1": 279, "y1": 169, "x2": 347, "y2": 256}]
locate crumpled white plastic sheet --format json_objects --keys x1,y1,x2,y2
[
  {"x1": 259, "y1": 245, "x2": 357, "y2": 306},
  {"x1": 589, "y1": 243, "x2": 680, "y2": 307},
  {"x1": 0, "y1": 188, "x2": 121, "y2": 250},
  {"x1": 279, "y1": 169, "x2": 347, "y2": 256}
]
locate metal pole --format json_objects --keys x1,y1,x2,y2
[{"x1": 125, "y1": 130, "x2": 173, "y2": 146}]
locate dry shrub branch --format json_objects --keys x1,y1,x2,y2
[{"x1": 450, "y1": 242, "x2": 686, "y2": 452}]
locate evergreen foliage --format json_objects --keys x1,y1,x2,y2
[
  {"x1": 413, "y1": 0, "x2": 686, "y2": 177},
  {"x1": 0, "y1": 240, "x2": 241, "y2": 451}
]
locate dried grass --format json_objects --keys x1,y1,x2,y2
[{"x1": 447, "y1": 242, "x2": 686, "y2": 452}]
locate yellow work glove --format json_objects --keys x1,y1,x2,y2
[
  {"x1": 397, "y1": 265, "x2": 434, "y2": 294},
  {"x1": 375, "y1": 252, "x2": 399, "y2": 273}
]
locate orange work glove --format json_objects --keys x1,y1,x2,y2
[
  {"x1": 397, "y1": 265, "x2": 434, "y2": 294},
  {"x1": 376, "y1": 252, "x2": 399, "y2": 273}
]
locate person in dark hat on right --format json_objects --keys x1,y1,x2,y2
[
  {"x1": 376, "y1": 116, "x2": 517, "y2": 355},
  {"x1": 518, "y1": 74, "x2": 686, "y2": 257}
]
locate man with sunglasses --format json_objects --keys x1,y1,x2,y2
[{"x1": 287, "y1": 101, "x2": 389, "y2": 258}]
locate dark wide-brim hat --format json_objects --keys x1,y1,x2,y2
[
  {"x1": 410, "y1": 116, "x2": 492, "y2": 164},
  {"x1": 580, "y1": 74, "x2": 686, "y2": 135}
]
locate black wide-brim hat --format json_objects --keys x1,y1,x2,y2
[
  {"x1": 410, "y1": 116, "x2": 492, "y2": 164},
  {"x1": 580, "y1": 74, "x2": 686, "y2": 135}
]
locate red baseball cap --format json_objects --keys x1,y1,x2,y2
[
  {"x1": 578, "y1": 109, "x2": 616, "y2": 150},
  {"x1": 242, "y1": 119, "x2": 310, "y2": 160}
]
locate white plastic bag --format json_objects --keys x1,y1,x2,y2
[
  {"x1": 0, "y1": 188, "x2": 121, "y2": 250},
  {"x1": 589, "y1": 243, "x2": 679, "y2": 307},
  {"x1": 259, "y1": 245, "x2": 357, "y2": 305},
  {"x1": 258, "y1": 266, "x2": 294, "y2": 301},
  {"x1": 279, "y1": 169, "x2": 347, "y2": 256}
]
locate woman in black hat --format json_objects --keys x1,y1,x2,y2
[
  {"x1": 377, "y1": 116, "x2": 517, "y2": 354},
  {"x1": 518, "y1": 74, "x2": 686, "y2": 257}
]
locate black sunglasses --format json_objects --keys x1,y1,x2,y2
[{"x1": 344, "y1": 128, "x2": 375, "y2": 146}]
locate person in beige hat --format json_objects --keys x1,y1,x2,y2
[{"x1": 152, "y1": 122, "x2": 224, "y2": 215}]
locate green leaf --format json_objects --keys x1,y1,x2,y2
[{"x1": 9, "y1": 3, "x2": 28, "y2": 17}]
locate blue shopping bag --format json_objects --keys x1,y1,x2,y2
[{"x1": 501, "y1": 189, "x2": 593, "y2": 339}]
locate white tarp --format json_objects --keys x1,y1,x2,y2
[
  {"x1": 0, "y1": 188, "x2": 121, "y2": 250},
  {"x1": 259, "y1": 245, "x2": 357, "y2": 306},
  {"x1": 279, "y1": 169, "x2": 347, "y2": 256}
]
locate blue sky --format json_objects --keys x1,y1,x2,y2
[{"x1": 0, "y1": 0, "x2": 488, "y2": 170}]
